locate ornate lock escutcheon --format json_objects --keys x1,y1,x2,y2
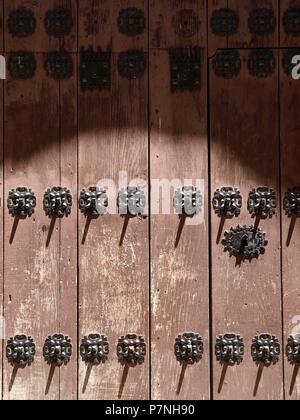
[
  {"x1": 6, "y1": 334, "x2": 36, "y2": 366},
  {"x1": 247, "y1": 187, "x2": 276, "y2": 217},
  {"x1": 118, "y1": 50, "x2": 147, "y2": 80},
  {"x1": 43, "y1": 187, "x2": 72, "y2": 218},
  {"x1": 212, "y1": 50, "x2": 241, "y2": 79},
  {"x1": 174, "y1": 332, "x2": 203, "y2": 364},
  {"x1": 79, "y1": 186, "x2": 108, "y2": 216},
  {"x1": 210, "y1": 8, "x2": 239, "y2": 37},
  {"x1": 7, "y1": 187, "x2": 36, "y2": 217},
  {"x1": 44, "y1": 7, "x2": 73, "y2": 38},
  {"x1": 215, "y1": 333, "x2": 244, "y2": 365},
  {"x1": 118, "y1": 187, "x2": 146, "y2": 216},
  {"x1": 117, "y1": 333, "x2": 146, "y2": 366},
  {"x1": 286, "y1": 334, "x2": 300, "y2": 364},
  {"x1": 251, "y1": 333, "x2": 280, "y2": 365},
  {"x1": 212, "y1": 187, "x2": 242, "y2": 217},
  {"x1": 283, "y1": 8, "x2": 300, "y2": 36},
  {"x1": 248, "y1": 8, "x2": 276, "y2": 35},
  {"x1": 170, "y1": 48, "x2": 201, "y2": 92},
  {"x1": 283, "y1": 187, "x2": 300, "y2": 216},
  {"x1": 8, "y1": 8, "x2": 36, "y2": 38},
  {"x1": 247, "y1": 49, "x2": 276, "y2": 78},
  {"x1": 174, "y1": 186, "x2": 202, "y2": 216},
  {"x1": 44, "y1": 51, "x2": 73, "y2": 80},
  {"x1": 80, "y1": 47, "x2": 111, "y2": 91},
  {"x1": 172, "y1": 9, "x2": 200, "y2": 38},
  {"x1": 80, "y1": 333, "x2": 109, "y2": 364},
  {"x1": 8, "y1": 52, "x2": 36, "y2": 79},
  {"x1": 43, "y1": 334, "x2": 72, "y2": 366},
  {"x1": 282, "y1": 49, "x2": 300, "y2": 75},
  {"x1": 117, "y1": 7, "x2": 145, "y2": 37},
  {"x1": 223, "y1": 225, "x2": 268, "y2": 258}
]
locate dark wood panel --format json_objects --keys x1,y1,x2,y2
[
  {"x1": 280, "y1": 0, "x2": 300, "y2": 48},
  {"x1": 210, "y1": 50, "x2": 283, "y2": 400}
]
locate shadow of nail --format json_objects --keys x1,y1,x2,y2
[
  {"x1": 46, "y1": 217, "x2": 57, "y2": 247},
  {"x1": 9, "y1": 365, "x2": 19, "y2": 392},
  {"x1": 175, "y1": 216, "x2": 186, "y2": 248},
  {"x1": 253, "y1": 364, "x2": 264, "y2": 397},
  {"x1": 119, "y1": 215, "x2": 130, "y2": 247},
  {"x1": 45, "y1": 364, "x2": 56, "y2": 395},
  {"x1": 82, "y1": 363, "x2": 93, "y2": 394},
  {"x1": 217, "y1": 363, "x2": 228, "y2": 394},
  {"x1": 289, "y1": 364, "x2": 300, "y2": 396},
  {"x1": 176, "y1": 362, "x2": 187, "y2": 395},
  {"x1": 118, "y1": 364, "x2": 129, "y2": 399},
  {"x1": 287, "y1": 216, "x2": 297, "y2": 247},
  {"x1": 9, "y1": 216, "x2": 21, "y2": 244}
]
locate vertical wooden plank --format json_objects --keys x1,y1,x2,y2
[
  {"x1": 0, "y1": 0, "x2": 3, "y2": 396},
  {"x1": 150, "y1": 1, "x2": 210, "y2": 400},
  {"x1": 4, "y1": 0, "x2": 77, "y2": 52},
  {"x1": 78, "y1": 1, "x2": 149, "y2": 400},
  {"x1": 280, "y1": 0, "x2": 300, "y2": 48},
  {"x1": 208, "y1": 0, "x2": 228, "y2": 57},
  {"x1": 210, "y1": 50, "x2": 283, "y2": 400}
]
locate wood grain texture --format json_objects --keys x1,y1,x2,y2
[
  {"x1": 4, "y1": 0, "x2": 77, "y2": 52},
  {"x1": 150, "y1": 0, "x2": 205, "y2": 49},
  {"x1": 0, "y1": 76, "x2": 3, "y2": 401},
  {"x1": 280, "y1": 0, "x2": 300, "y2": 48},
  {"x1": 208, "y1": 0, "x2": 228, "y2": 57},
  {"x1": 280, "y1": 50, "x2": 300, "y2": 400},
  {"x1": 210, "y1": 50, "x2": 283, "y2": 400},
  {"x1": 79, "y1": 0, "x2": 148, "y2": 52}
]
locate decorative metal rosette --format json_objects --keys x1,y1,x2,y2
[
  {"x1": 283, "y1": 187, "x2": 300, "y2": 217},
  {"x1": 212, "y1": 50, "x2": 241, "y2": 79},
  {"x1": 210, "y1": 8, "x2": 239, "y2": 37},
  {"x1": 248, "y1": 8, "x2": 276, "y2": 35},
  {"x1": 80, "y1": 333, "x2": 109, "y2": 364},
  {"x1": 286, "y1": 334, "x2": 300, "y2": 364},
  {"x1": 172, "y1": 9, "x2": 200, "y2": 38},
  {"x1": 212, "y1": 187, "x2": 242, "y2": 217},
  {"x1": 43, "y1": 334, "x2": 72, "y2": 366},
  {"x1": 80, "y1": 46, "x2": 111, "y2": 91},
  {"x1": 247, "y1": 49, "x2": 276, "y2": 78},
  {"x1": 247, "y1": 187, "x2": 276, "y2": 217},
  {"x1": 117, "y1": 334, "x2": 146, "y2": 366},
  {"x1": 43, "y1": 187, "x2": 72, "y2": 218},
  {"x1": 44, "y1": 51, "x2": 73, "y2": 80},
  {"x1": 215, "y1": 333, "x2": 244, "y2": 365},
  {"x1": 7, "y1": 187, "x2": 36, "y2": 217},
  {"x1": 118, "y1": 186, "x2": 146, "y2": 216},
  {"x1": 79, "y1": 186, "x2": 108, "y2": 216},
  {"x1": 223, "y1": 225, "x2": 268, "y2": 258},
  {"x1": 251, "y1": 333, "x2": 280, "y2": 365},
  {"x1": 174, "y1": 186, "x2": 202, "y2": 217},
  {"x1": 117, "y1": 50, "x2": 147, "y2": 80},
  {"x1": 174, "y1": 332, "x2": 203, "y2": 364},
  {"x1": 8, "y1": 52, "x2": 36, "y2": 79},
  {"x1": 44, "y1": 7, "x2": 73, "y2": 37},
  {"x1": 6, "y1": 334, "x2": 36, "y2": 366},
  {"x1": 283, "y1": 8, "x2": 300, "y2": 36},
  {"x1": 169, "y1": 47, "x2": 201, "y2": 92},
  {"x1": 117, "y1": 7, "x2": 145, "y2": 37},
  {"x1": 7, "y1": 8, "x2": 36, "y2": 37}
]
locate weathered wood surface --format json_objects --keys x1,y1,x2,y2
[
  {"x1": 210, "y1": 50, "x2": 283, "y2": 400},
  {"x1": 0, "y1": 0, "x2": 3, "y2": 398}
]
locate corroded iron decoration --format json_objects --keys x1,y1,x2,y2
[
  {"x1": 80, "y1": 333, "x2": 109, "y2": 364},
  {"x1": 210, "y1": 8, "x2": 239, "y2": 36},
  {"x1": 172, "y1": 9, "x2": 200, "y2": 38},
  {"x1": 251, "y1": 334, "x2": 280, "y2": 365},
  {"x1": 118, "y1": 50, "x2": 147, "y2": 80},
  {"x1": 283, "y1": 187, "x2": 300, "y2": 216},
  {"x1": 283, "y1": 8, "x2": 300, "y2": 36},
  {"x1": 247, "y1": 49, "x2": 276, "y2": 78},
  {"x1": 43, "y1": 334, "x2": 72, "y2": 366},
  {"x1": 174, "y1": 332, "x2": 203, "y2": 364},
  {"x1": 118, "y1": 7, "x2": 145, "y2": 36},
  {"x1": 212, "y1": 50, "x2": 241, "y2": 79},
  {"x1": 215, "y1": 333, "x2": 244, "y2": 365},
  {"x1": 248, "y1": 8, "x2": 276, "y2": 35},
  {"x1": 247, "y1": 187, "x2": 276, "y2": 217},
  {"x1": 212, "y1": 187, "x2": 242, "y2": 217},
  {"x1": 117, "y1": 334, "x2": 146, "y2": 366},
  {"x1": 174, "y1": 186, "x2": 202, "y2": 216},
  {"x1": 6, "y1": 335, "x2": 36, "y2": 366},
  {"x1": 7, "y1": 187, "x2": 36, "y2": 217},
  {"x1": 8, "y1": 8, "x2": 36, "y2": 37},
  {"x1": 118, "y1": 187, "x2": 146, "y2": 216},
  {"x1": 286, "y1": 334, "x2": 300, "y2": 364},
  {"x1": 223, "y1": 225, "x2": 268, "y2": 258},
  {"x1": 79, "y1": 186, "x2": 108, "y2": 216},
  {"x1": 43, "y1": 187, "x2": 73, "y2": 218},
  {"x1": 80, "y1": 47, "x2": 111, "y2": 91},
  {"x1": 8, "y1": 52, "x2": 36, "y2": 79},
  {"x1": 170, "y1": 48, "x2": 201, "y2": 91},
  {"x1": 44, "y1": 7, "x2": 73, "y2": 37},
  {"x1": 44, "y1": 51, "x2": 73, "y2": 80}
]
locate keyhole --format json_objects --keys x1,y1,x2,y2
[{"x1": 240, "y1": 235, "x2": 248, "y2": 251}]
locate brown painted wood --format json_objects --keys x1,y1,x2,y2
[
  {"x1": 4, "y1": 0, "x2": 77, "y2": 52},
  {"x1": 0, "y1": 76, "x2": 3, "y2": 401},
  {"x1": 150, "y1": 0, "x2": 206, "y2": 49},
  {"x1": 280, "y1": 50, "x2": 300, "y2": 400},
  {"x1": 210, "y1": 50, "x2": 283, "y2": 400},
  {"x1": 149, "y1": 3, "x2": 210, "y2": 400},
  {"x1": 227, "y1": 0, "x2": 279, "y2": 48},
  {"x1": 79, "y1": 0, "x2": 147, "y2": 52},
  {"x1": 78, "y1": 1, "x2": 149, "y2": 401},
  {"x1": 280, "y1": 0, "x2": 300, "y2": 48}
]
